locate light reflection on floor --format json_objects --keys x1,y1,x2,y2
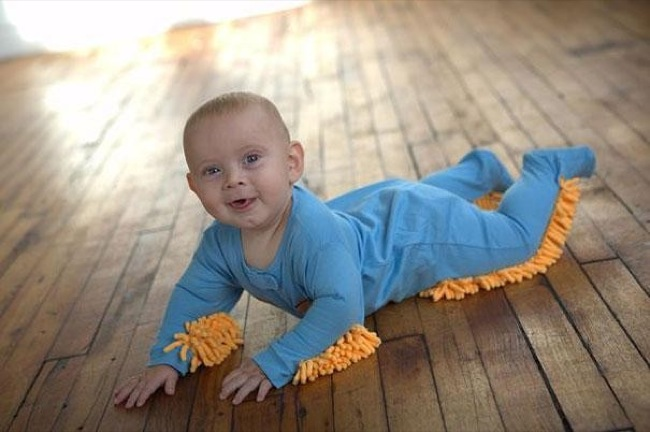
[{"x1": 3, "y1": 1, "x2": 308, "y2": 57}]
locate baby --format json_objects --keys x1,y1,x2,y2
[{"x1": 114, "y1": 91, "x2": 595, "y2": 408}]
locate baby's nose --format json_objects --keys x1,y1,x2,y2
[{"x1": 224, "y1": 169, "x2": 245, "y2": 188}]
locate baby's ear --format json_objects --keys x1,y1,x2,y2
[
  {"x1": 288, "y1": 141, "x2": 305, "y2": 183},
  {"x1": 186, "y1": 172, "x2": 197, "y2": 193}
]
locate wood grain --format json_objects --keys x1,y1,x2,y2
[
  {"x1": 546, "y1": 254, "x2": 650, "y2": 430},
  {"x1": 377, "y1": 335, "x2": 444, "y2": 432},
  {"x1": 463, "y1": 288, "x2": 566, "y2": 431},
  {"x1": 506, "y1": 282, "x2": 630, "y2": 431},
  {"x1": 1, "y1": 1, "x2": 648, "y2": 431},
  {"x1": 418, "y1": 298, "x2": 504, "y2": 432},
  {"x1": 583, "y1": 259, "x2": 650, "y2": 360}
]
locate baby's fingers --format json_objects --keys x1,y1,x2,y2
[
  {"x1": 123, "y1": 376, "x2": 162, "y2": 409},
  {"x1": 257, "y1": 379, "x2": 273, "y2": 402},
  {"x1": 124, "y1": 380, "x2": 146, "y2": 409},
  {"x1": 231, "y1": 377, "x2": 262, "y2": 405},
  {"x1": 164, "y1": 374, "x2": 178, "y2": 396},
  {"x1": 113, "y1": 377, "x2": 139, "y2": 406},
  {"x1": 220, "y1": 370, "x2": 246, "y2": 401}
]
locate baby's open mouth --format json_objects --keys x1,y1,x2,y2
[{"x1": 229, "y1": 198, "x2": 255, "y2": 210}]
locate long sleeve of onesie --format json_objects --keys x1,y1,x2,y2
[
  {"x1": 239, "y1": 190, "x2": 367, "y2": 387},
  {"x1": 253, "y1": 243, "x2": 365, "y2": 387},
  {"x1": 148, "y1": 233, "x2": 244, "y2": 374}
]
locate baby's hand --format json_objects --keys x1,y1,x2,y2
[
  {"x1": 220, "y1": 358, "x2": 273, "y2": 405},
  {"x1": 113, "y1": 365, "x2": 179, "y2": 409}
]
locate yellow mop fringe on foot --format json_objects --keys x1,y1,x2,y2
[
  {"x1": 419, "y1": 177, "x2": 581, "y2": 301},
  {"x1": 165, "y1": 178, "x2": 580, "y2": 384}
]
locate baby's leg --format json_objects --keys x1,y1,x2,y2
[
  {"x1": 498, "y1": 146, "x2": 595, "y2": 245},
  {"x1": 433, "y1": 145, "x2": 595, "y2": 280},
  {"x1": 420, "y1": 149, "x2": 514, "y2": 201}
]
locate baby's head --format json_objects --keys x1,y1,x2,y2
[
  {"x1": 183, "y1": 92, "x2": 290, "y2": 154},
  {"x1": 182, "y1": 92, "x2": 304, "y2": 231}
]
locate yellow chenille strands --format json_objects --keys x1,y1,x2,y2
[
  {"x1": 473, "y1": 191, "x2": 503, "y2": 211},
  {"x1": 163, "y1": 312, "x2": 243, "y2": 373},
  {"x1": 292, "y1": 325, "x2": 381, "y2": 385},
  {"x1": 419, "y1": 178, "x2": 581, "y2": 302}
]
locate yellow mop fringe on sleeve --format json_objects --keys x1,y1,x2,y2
[
  {"x1": 163, "y1": 312, "x2": 244, "y2": 373},
  {"x1": 162, "y1": 312, "x2": 380, "y2": 385},
  {"x1": 292, "y1": 325, "x2": 381, "y2": 385},
  {"x1": 418, "y1": 177, "x2": 581, "y2": 302}
]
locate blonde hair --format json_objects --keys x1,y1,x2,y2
[{"x1": 183, "y1": 92, "x2": 290, "y2": 147}]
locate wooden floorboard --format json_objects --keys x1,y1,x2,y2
[{"x1": 0, "y1": 1, "x2": 648, "y2": 431}]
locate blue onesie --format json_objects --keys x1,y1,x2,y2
[{"x1": 149, "y1": 146, "x2": 595, "y2": 388}]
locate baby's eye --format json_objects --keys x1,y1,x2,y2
[
  {"x1": 203, "y1": 166, "x2": 221, "y2": 177},
  {"x1": 244, "y1": 154, "x2": 261, "y2": 165}
]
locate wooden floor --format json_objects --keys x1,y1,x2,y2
[{"x1": 1, "y1": 1, "x2": 648, "y2": 431}]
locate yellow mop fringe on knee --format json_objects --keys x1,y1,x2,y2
[{"x1": 164, "y1": 178, "x2": 580, "y2": 384}]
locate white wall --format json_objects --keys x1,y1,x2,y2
[
  {"x1": 0, "y1": 1, "x2": 307, "y2": 60},
  {"x1": 0, "y1": 1, "x2": 43, "y2": 59}
]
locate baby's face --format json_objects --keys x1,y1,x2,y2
[{"x1": 184, "y1": 105, "x2": 303, "y2": 232}]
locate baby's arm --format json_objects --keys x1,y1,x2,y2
[
  {"x1": 115, "y1": 232, "x2": 244, "y2": 408},
  {"x1": 253, "y1": 244, "x2": 365, "y2": 389},
  {"x1": 213, "y1": 251, "x2": 362, "y2": 405},
  {"x1": 214, "y1": 282, "x2": 356, "y2": 406}
]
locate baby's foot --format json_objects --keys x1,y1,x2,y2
[
  {"x1": 524, "y1": 146, "x2": 596, "y2": 179},
  {"x1": 462, "y1": 149, "x2": 514, "y2": 192}
]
